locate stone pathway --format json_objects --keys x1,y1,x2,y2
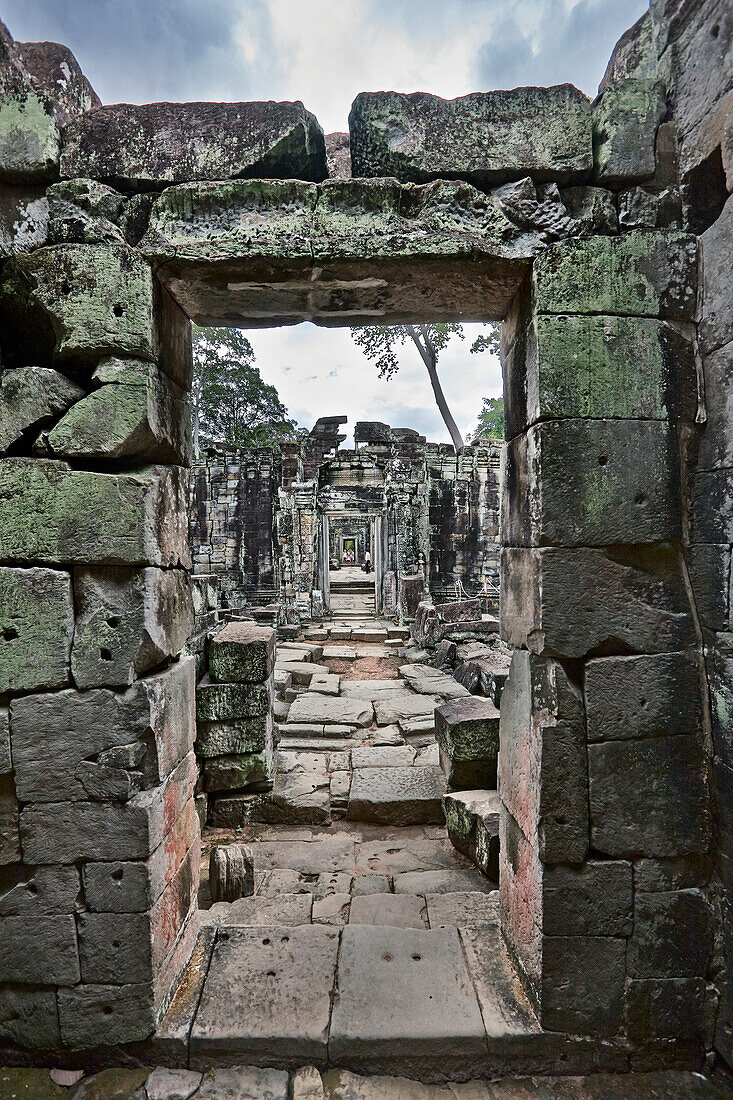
[{"x1": 2, "y1": 1065, "x2": 731, "y2": 1098}]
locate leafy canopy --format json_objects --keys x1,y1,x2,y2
[
  {"x1": 471, "y1": 396, "x2": 505, "y2": 442},
  {"x1": 350, "y1": 322, "x2": 499, "y2": 379},
  {"x1": 192, "y1": 325, "x2": 301, "y2": 451}
]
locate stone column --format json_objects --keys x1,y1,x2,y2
[
  {"x1": 0, "y1": 242, "x2": 200, "y2": 1049},
  {"x1": 499, "y1": 231, "x2": 712, "y2": 1049}
]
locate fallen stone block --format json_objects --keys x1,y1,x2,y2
[
  {"x1": 61, "y1": 100, "x2": 328, "y2": 188},
  {"x1": 0, "y1": 565, "x2": 73, "y2": 692},
  {"x1": 0, "y1": 242, "x2": 158, "y2": 363},
  {"x1": 351, "y1": 628, "x2": 388, "y2": 643},
  {"x1": 287, "y1": 693, "x2": 373, "y2": 728},
  {"x1": 0, "y1": 458, "x2": 190, "y2": 567},
  {"x1": 349, "y1": 85, "x2": 592, "y2": 186},
  {"x1": 42, "y1": 357, "x2": 190, "y2": 464},
  {"x1": 310, "y1": 673, "x2": 341, "y2": 696},
  {"x1": 0, "y1": 365, "x2": 82, "y2": 452},
  {"x1": 351, "y1": 745, "x2": 416, "y2": 769},
  {"x1": 71, "y1": 565, "x2": 194, "y2": 689},
  {"x1": 209, "y1": 844, "x2": 254, "y2": 904},
  {"x1": 276, "y1": 660, "x2": 330, "y2": 685},
  {"x1": 347, "y1": 766, "x2": 446, "y2": 825},
  {"x1": 12, "y1": 658, "x2": 196, "y2": 802},
  {"x1": 209, "y1": 621, "x2": 275, "y2": 683},
  {"x1": 443, "y1": 790, "x2": 501, "y2": 880},
  {"x1": 374, "y1": 693, "x2": 437, "y2": 726},
  {"x1": 436, "y1": 698, "x2": 500, "y2": 790}
]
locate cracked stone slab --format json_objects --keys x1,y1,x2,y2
[
  {"x1": 347, "y1": 767, "x2": 446, "y2": 825},
  {"x1": 328, "y1": 925, "x2": 486, "y2": 1078},
  {"x1": 349, "y1": 893, "x2": 428, "y2": 929},
  {"x1": 394, "y1": 870, "x2": 495, "y2": 896},
  {"x1": 202, "y1": 893, "x2": 312, "y2": 927},
  {"x1": 355, "y1": 839, "x2": 463, "y2": 877},
  {"x1": 190, "y1": 924, "x2": 339, "y2": 1069},
  {"x1": 252, "y1": 836, "x2": 355, "y2": 874},
  {"x1": 426, "y1": 891, "x2": 500, "y2": 930}
]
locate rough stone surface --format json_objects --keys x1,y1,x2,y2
[
  {"x1": 443, "y1": 790, "x2": 501, "y2": 880},
  {"x1": 0, "y1": 365, "x2": 82, "y2": 452},
  {"x1": 196, "y1": 677, "x2": 271, "y2": 722},
  {"x1": 349, "y1": 86, "x2": 593, "y2": 186},
  {"x1": 209, "y1": 844, "x2": 255, "y2": 903},
  {"x1": 288, "y1": 694, "x2": 373, "y2": 728},
  {"x1": 435, "y1": 698, "x2": 500, "y2": 790},
  {"x1": 349, "y1": 892, "x2": 427, "y2": 929},
  {"x1": 347, "y1": 767, "x2": 446, "y2": 825},
  {"x1": 0, "y1": 565, "x2": 73, "y2": 692},
  {"x1": 592, "y1": 79, "x2": 666, "y2": 185},
  {"x1": 209, "y1": 621, "x2": 275, "y2": 683},
  {"x1": 61, "y1": 100, "x2": 327, "y2": 189},
  {"x1": 585, "y1": 651, "x2": 702, "y2": 742},
  {"x1": 71, "y1": 566, "x2": 193, "y2": 688},
  {"x1": 0, "y1": 459, "x2": 190, "y2": 567}
]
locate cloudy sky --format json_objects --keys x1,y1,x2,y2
[{"x1": 3, "y1": 0, "x2": 648, "y2": 444}]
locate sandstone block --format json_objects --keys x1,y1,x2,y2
[
  {"x1": 347, "y1": 766, "x2": 445, "y2": 825},
  {"x1": 0, "y1": 565, "x2": 73, "y2": 692},
  {"x1": 57, "y1": 982, "x2": 157, "y2": 1048},
  {"x1": 0, "y1": 89, "x2": 60, "y2": 183},
  {"x1": 627, "y1": 889, "x2": 713, "y2": 978},
  {"x1": 0, "y1": 365, "x2": 82, "y2": 452},
  {"x1": 0, "y1": 773, "x2": 20, "y2": 864},
  {"x1": 699, "y1": 193, "x2": 733, "y2": 357},
  {"x1": 688, "y1": 545, "x2": 730, "y2": 631},
  {"x1": 0, "y1": 243, "x2": 157, "y2": 364},
  {"x1": 501, "y1": 546, "x2": 694, "y2": 658},
  {"x1": 626, "y1": 977, "x2": 705, "y2": 1043},
  {"x1": 540, "y1": 935, "x2": 625, "y2": 1035},
  {"x1": 0, "y1": 459, "x2": 190, "y2": 567},
  {"x1": 46, "y1": 178, "x2": 125, "y2": 244},
  {"x1": 196, "y1": 713, "x2": 272, "y2": 758},
  {"x1": 20, "y1": 750, "x2": 196, "y2": 863},
  {"x1": 0, "y1": 986, "x2": 61, "y2": 1049},
  {"x1": 503, "y1": 419, "x2": 680, "y2": 547},
  {"x1": 697, "y1": 340, "x2": 733, "y2": 469},
  {"x1": 588, "y1": 735, "x2": 710, "y2": 858},
  {"x1": 349, "y1": 85, "x2": 592, "y2": 186},
  {"x1": 209, "y1": 843, "x2": 255, "y2": 903},
  {"x1": 0, "y1": 707, "x2": 9, "y2": 773},
  {"x1": 585, "y1": 651, "x2": 701, "y2": 742},
  {"x1": 542, "y1": 861, "x2": 633, "y2": 937},
  {"x1": 0, "y1": 865, "x2": 81, "y2": 916},
  {"x1": 197, "y1": 676, "x2": 272, "y2": 723},
  {"x1": 533, "y1": 231, "x2": 698, "y2": 320},
  {"x1": 443, "y1": 789, "x2": 500, "y2": 880},
  {"x1": 0, "y1": 186, "x2": 49, "y2": 255},
  {"x1": 287, "y1": 693, "x2": 372, "y2": 728},
  {"x1": 71, "y1": 565, "x2": 194, "y2": 688},
  {"x1": 691, "y1": 467, "x2": 733, "y2": 544},
  {"x1": 0, "y1": 914, "x2": 79, "y2": 983},
  {"x1": 599, "y1": 11, "x2": 656, "y2": 90},
  {"x1": 14, "y1": 39, "x2": 101, "y2": 128},
  {"x1": 503, "y1": 315, "x2": 696, "y2": 438},
  {"x1": 82, "y1": 796, "x2": 199, "y2": 913},
  {"x1": 61, "y1": 100, "x2": 327, "y2": 189},
  {"x1": 203, "y1": 748, "x2": 274, "y2": 792},
  {"x1": 592, "y1": 79, "x2": 666, "y2": 185},
  {"x1": 209, "y1": 621, "x2": 275, "y2": 683},
  {"x1": 435, "y1": 697, "x2": 500, "y2": 790},
  {"x1": 44, "y1": 357, "x2": 190, "y2": 464},
  {"x1": 12, "y1": 659, "x2": 195, "y2": 802},
  {"x1": 499, "y1": 650, "x2": 587, "y2": 865}
]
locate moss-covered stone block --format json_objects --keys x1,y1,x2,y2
[
  {"x1": 0, "y1": 92, "x2": 60, "y2": 183},
  {"x1": 0, "y1": 243, "x2": 157, "y2": 365},
  {"x1": 0, "y1": 565, "x2": 73, "y2": 692},
  {"x1": 208, "y1": 621, "x2": 275, "y2": 684},
  {"x1": 533, "y1": 231, "x2": 698, "y2": 319},
  {"x1": 196, "y1": 675, "x2": 272, "y2": 723},
  {"x1": 196, "y1": 714, "x2": 271, "y2": 759},
  {"x1": 592, "y1": 79, "x2": 666, "y2": 186},
  {"x1": 436, "y1": 697, "x2": 500, "y2": 790},
  {"x1": 202, "y1": 748, "x2": 275, "y2": 793},
  {"x1": 0, "y1": 365, "x2": 83, "y2": 453},
  {"x1": 43, "y1": 357, "x2": 190, "y2": 464},
  {"x1": 503, "y1": 419, "x2": 680, "y2": 547},
  {"x1": 349, "y1": 86, "x2": 593, "y2": 186},
  {"x1": 503, "y1": 315, "x2": 696, "y2": 437},
  {"x1": 0, "y1": 458, "x2": 190, "y2": 567}
]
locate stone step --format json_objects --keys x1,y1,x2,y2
[
  {"x1": 347, "y1": 765, "x2": 446, "y2": 825},
  {"x1": 443, "y1": 790, "x2": 501, "y2": 881}
]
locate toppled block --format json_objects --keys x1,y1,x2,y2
[
  {"x1": 0, "y1": 565, "x2": 73, "y2": 692},
  {"x1": 61, "y1": 100, "x2": 327, "y2": 189},
  {"x1": 435, "y1": 697, "x2": 500, "y2": 790},
  {"x1": 349, "y1": 86, "x2": 593, "y2": 186},
  {"x1": 209, "y1": 844, "x2": 255, "y2": 903},
  {"x1": 209, "y1": 621, "x2": 275, "y2": 684},
  {"x1": 0, "y1": 365, "x2": 82, "y2": 453},
  {"x1": 443, "y1": 790, "x2": 501, "y2": 880}
]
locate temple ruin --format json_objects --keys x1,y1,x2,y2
[{"x1": 0, "y1": 0, "x2": 732, "y2": 1093}]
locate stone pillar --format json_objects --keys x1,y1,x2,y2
[
  {"x1": 0, "y1": 242, "x2": 200, "y2": 1049},
  {"x1": 499, "y1": 230, "x2": 712, "y2": 1050}
]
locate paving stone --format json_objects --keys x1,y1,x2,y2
[
  {"x1": 400, "y1": 717, "x2": 436, "y2": 737},
  {"x1": 330, "y1": 771, "x2": 351, "y2": 801},
  {"x1": 152, "y1": 925, "x2": 217, "y2": 1066},
  {"x1": 352, "y1": 875, "x2": 391, "y2": 895},
  {"x1": 288, "y1": 694, "x2": 373, "y2": 728},
  {"x1": 351, "y1": 745, "x2": 416, "y2": 769},
  {"x1": 349, "y1": 892, "x2": 428, "y2": 929},
  {"x1": 426, "y1": 891, "x2": 500, "y2": 930},
  {"x1": 252, "y1": 836, "x2": 355, "y2": 874},
  {"x1": 341, "y1": 679, "x2": 404, "y2": 697},
  {"x1": 277, "y1": 661, "x2": 331, "y2": 686},
  {"x1": 374, "y1": 694, "x2": 439, "y2": 726},
  {"x1": 291, "y1": 1065, "x2": 325, "y2": 1100},
  {"x1": 323, "y1": 646, "x2": 357, "y2": 659},
  {"x1": 190, "y1": 924, "x2": 339, "y2": 1068},
  {"x1": 195, "y1": 1065, "x2": 289, "y2": 1099},
  {"x1": 348, "y1": 767, "x2": 446, "y2": 825},
  {"x1": 313, "y1": 892, "x2": 351, "y2": 925},
  {"x1": 351, "y1": 628, "x2": 388, "y2": 643},
  {"x1": 258, "y1": 869, "x2": 352, "y2": 899},
  {"x1": 414, "y1": 743, "x2": 440, "y2": 768},
  {"x1": 145, "y1": 1067, "x2": 202, "y2": 1099},
  {"x1": 311, "y1": 674, "x2": 341, "y2": 696},
  {"x1": 203, "y1": 893, "x2": 312, "y2": 927},
  {"x1": 371, "y1": 724, "x2": 405, "y2": 746},
  {"x1": 328, "y1": 924, "x2": 486, "y2": 1078},
  {"x1": 355, "y1": 839, "x2": 460, "y2": 876},
  {"x1": 394, "y1": 870, "x2": 495, "y2": 896}
]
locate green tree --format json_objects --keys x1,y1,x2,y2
[
  {"x1": 192, "y1": 326, "x2": 300, "y2": 456},
  {"x1": 350, "y1": 322, "x2": 500, "y2": 453},
  {"x1": 471, "y1": 396, "x2": 505, "y2": 443}
]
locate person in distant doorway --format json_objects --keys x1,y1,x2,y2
[{"x1": 363, "y1": 551, "x2": 372, "y2": 574}]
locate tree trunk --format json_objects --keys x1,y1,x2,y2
[{"x1": 407, "y1": 326, "x2": 465, "y2": 453}]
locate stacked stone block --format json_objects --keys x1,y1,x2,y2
[
  {"x1": 196, "y1": 622, "x2": 276, "y2": 818},
  {"x1": 435, "y1": 696, "x2": 500, "y2": 790},
  {"x1": 499, "y1": 207, "x2": 711, "y2": 1049}
]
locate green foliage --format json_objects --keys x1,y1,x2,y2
[
  {"x1": 472, "y1": 396, "x2": 505, "y2": 442},
  {"x1": 192, "y1": 325, "x2": 300, "y2": 453}
]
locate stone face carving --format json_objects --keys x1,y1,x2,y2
[
  {"x1": 348, "y1": 86, "x2": 593, "y2": 186},
  {"x1": 60, "y1": 100, "x2": 328, "y2": 189}
]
